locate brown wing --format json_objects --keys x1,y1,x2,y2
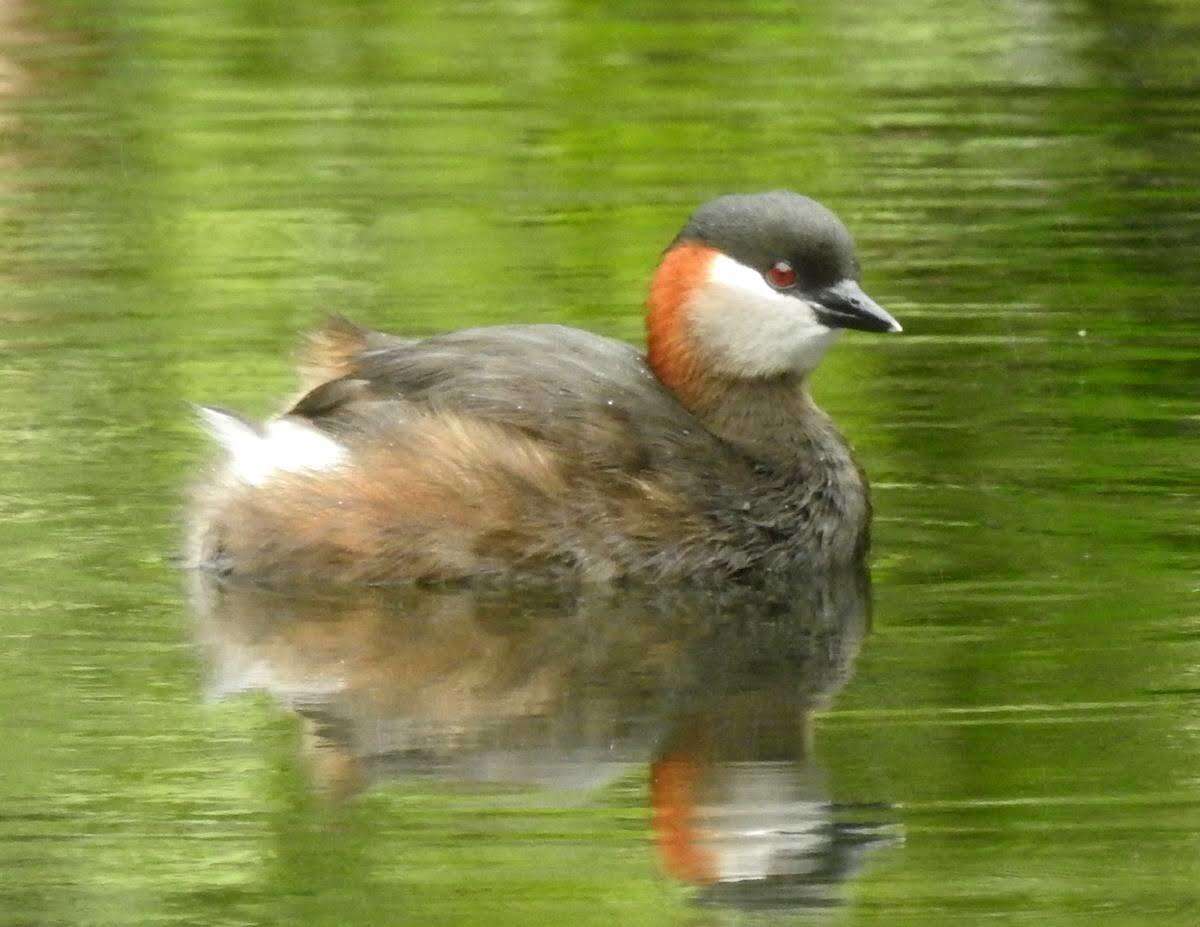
[
  {"x1": 193, "y1": 319, "x2": 851, "y2": 583},
  {"x1": 286, "y1": 316, "x2": 746, "y2": 480},
  {"x1": 186, "y1": 318, "x2": 757, "y2": 583}
]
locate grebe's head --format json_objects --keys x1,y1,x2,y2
[{"x1": 646, "y1": 191, "x2": 900, "y2": 404}]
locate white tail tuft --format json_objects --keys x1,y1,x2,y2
[
  {"x1": 196, "y1": 405, "x2": 259, "y2": 452},
  {"x1": 196, "y1": 405, "x2": 347, "y2": 486}
]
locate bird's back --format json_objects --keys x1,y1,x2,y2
[
  {"x1": 190, "y1": 318, "x2": 765, "y2": 584},
  {"x1": 300, "y1": 320, "x2": 725, "y2": 463},
  {"x1": 188, "y1": 189, "x2": 898, "y2": 586}
]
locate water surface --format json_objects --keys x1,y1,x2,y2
[{"x1": 2, "y1": 1, "x2": 1199, "y2": 924}]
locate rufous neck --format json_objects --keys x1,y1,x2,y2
[
  {"x1": 645, "y1": 241, "x2": 719, "y2": 411},
  {"x1": 645, "y1": 241, "x2": 829, "y2": 466}
]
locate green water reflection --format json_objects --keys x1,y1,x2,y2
[{"x1": 2, "y1": 1, "x2": 1199, "y2": 924}]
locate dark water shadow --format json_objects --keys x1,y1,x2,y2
[{"x1": 187, "y1": 567, "x2": 899, "y2": 911}]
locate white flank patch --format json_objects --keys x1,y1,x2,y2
[
  {"x1": 198, "y1": 407, "x2": 347, "y2": 487},
  {"x1": 688, "y1": 253, "x2": 840, "y2": 377}
]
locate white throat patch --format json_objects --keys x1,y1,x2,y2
[{"x1": 687, "y1": 253, "x2": 840, "y2": 378}]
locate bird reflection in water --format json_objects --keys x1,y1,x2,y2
[{"x1": 188, "y1": 566, "x2": 899, "y2": 910}]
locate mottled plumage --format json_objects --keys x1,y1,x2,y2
[{"x1": 188, "y1": 191, "x2": 899, "y2": 585}]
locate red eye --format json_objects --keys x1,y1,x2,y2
[{"x1": 767, "y1": 260, "x2": 796, "y2": 289}]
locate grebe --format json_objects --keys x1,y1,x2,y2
[{"x1": 189, "y1": 191, "x2": 901, "y2": 584}]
